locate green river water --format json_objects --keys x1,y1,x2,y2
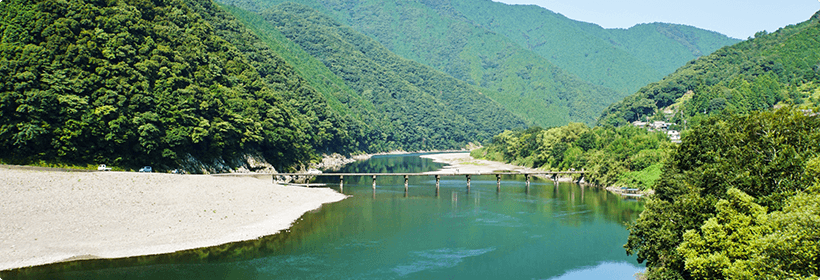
[{"x1": 3, "y1": 153, "x2": 644, "y2": 279}]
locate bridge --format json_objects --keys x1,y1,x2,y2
[{"x1": 269, "y1": 171, "x2": 587, "y2": 192}]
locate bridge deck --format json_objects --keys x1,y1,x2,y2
[{"x1": 269, "y1": 171, "x2": 585, "y2": 177}]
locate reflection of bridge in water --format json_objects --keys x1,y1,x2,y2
[{"x1": 272, "y1": 171, "x2": 587, "y2": 193}]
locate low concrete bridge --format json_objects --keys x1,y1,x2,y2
[{"x1": 272, "y1": 171, "x2": 586, "y2": 192}]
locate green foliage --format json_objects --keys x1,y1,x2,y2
[
  {"x1": 214, "y1": 0, "x2": 734, "y2": 127},
  {"x1": 450, "y1": 0, "x2": 738, "y2": 94},
  {"x1": 473, "y1": 123, "x2": 670, "y2": 189},
  {"x1": 600, "y1": 12, "x2": 820, "y2": 126},
  {"x1": 0, "y1": 0, "x2": 371, "y2": 171},
  {"x1": 677, "y1": 188, "x2": 820, "y2": 280},
  {"x1": 238, "y1": 3, "x2": 526, "y2": 151},
  {"x1": 618, "y1": 163, "x2": 663, "y2": 190},
  {"x1": 0, "y1": 0, "x2": 530, "y2": 171},
  {"x1": 625, "y1": 108, "x2": 820, "y2": 279}
]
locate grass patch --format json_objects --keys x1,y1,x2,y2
[{"x1": 617, "y1": 163, "x2": 663, "y2": 190}]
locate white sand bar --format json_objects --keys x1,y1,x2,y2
[
  {"x1": 421, "y1": 152, "x2": 540, "y2": 174},
  {"x1": 0, "y1": 167, "x2": 346, "y2": 270}
]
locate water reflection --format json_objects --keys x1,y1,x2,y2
[{"x1": 2, "y1": 154, "x2": 644, "y2": 280}]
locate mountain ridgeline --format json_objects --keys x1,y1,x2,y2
[
  {"x1": 0, "y1": 0, "x2": 742, "y2": 171},
  {"x1": 0, "y1": 0, "x2": 525, "y2": 171},
  {"x1": 599, "y1": 11, "x2": 820, "y2": 126},
  {"x1": 216, "y1": 0, "x2": 738, "y2": 127}
]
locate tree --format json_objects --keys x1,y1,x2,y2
[{"x1": 626, "y1": 108, "x2": 820, "y2": 279}]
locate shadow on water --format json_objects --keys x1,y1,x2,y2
[{"x1": 1, "y1": 154, "x2": 645, "y2": 279}]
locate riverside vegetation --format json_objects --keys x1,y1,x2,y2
[
  {"x1": 474, "y1": 108, "x2": 820, "y2": 279},
  {"x1": 474, "y1": 11, "x2": 820, "y2": 280},
  {"x1": 471, "y1": 123, "x2": 671, "y2": 190}
]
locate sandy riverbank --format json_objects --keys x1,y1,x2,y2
[
  {"x1": 423, "y1": 153, "x2": 653, "y2": 197},
  {"x1": 421, "y1": 152, "x2": 536, "y2": 174},
  {"x1": 0, "y1": 167, "x2": 346, "y2": 271},
  {"x1": 421, "y1": 153, "x2": 578, "y2": 181}
]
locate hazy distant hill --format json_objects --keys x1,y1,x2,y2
[
  {"x1": 451, "y1": 0, "x2": 741, "y2": 93},
  {"x1": 599, "y1": 11, "x2": 820, "y2": 126}
]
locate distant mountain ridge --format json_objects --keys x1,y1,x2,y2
[
  {"x1": 449, "y1": 0, "x2": 740, "y2": 94},
  {"x1": 216, "y1": 0, "x2": 738, "y2": 127},
  {"x1": 598, "y1": 11, "x2": 820, "y2": 126}
]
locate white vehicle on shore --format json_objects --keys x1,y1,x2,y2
[
  {"x1": 307, "y1": 168, "x2": 322, "y2": 174},
  {"x1": 97, "y1": 164, "x2": 112, "y2": 171}
]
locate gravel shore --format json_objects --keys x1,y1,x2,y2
[{"x1": 0, "y1": 167, "x2": 346, "y2": 271}]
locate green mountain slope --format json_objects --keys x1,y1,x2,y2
[
  {"x1": 216, "y1": 0, "x2": 738, "y2": 126},
  {"x1": 0, "y1": 0, "x2": 530, "y2": 170},
  {"x1": 217, "y1": 0, "x2": 623, "y2": 127},
  {"x1": 599, "y1": 11, "x2": 820, "y2": 126},
  {"x1": 0, "y1": 0, "x2": 348, "y2": 171},
  {"x1": 451, "y1": 0, "x2": 740, "y2": 93},
  {"x1": 182, "y1": 0, "x2": 382, "y2": 154},
  {"x1": 235, "y1": 3, "x2": 527, "y2": 150}
]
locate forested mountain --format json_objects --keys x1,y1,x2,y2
[
  {"x1": 215, "y1": 0, "x2": 738, "y2": 126},
  {"x1": 449, "y1": 0, "x2": 739, "y2": 94},
  {"x1": 599, "y1": 11, "x2": 820, "y2": 126},
  {"x1": 217, "y1": 0, "x2": 619, "y2": 126},
  {"x1": 0, "y1": 0, "x2": 526, "y2": 171},
  {"x1": 232, "y1": 2, "x2": 526, "y2": 149},
  {"x1": 0, "y1": 0, "x2": 338, "y2": 171}
]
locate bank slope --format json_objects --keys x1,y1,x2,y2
[{"x1": 599, "y1": 11, "x2": 820, "y2": 126}]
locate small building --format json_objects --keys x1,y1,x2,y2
[
  {"x1": 667, "y1": 130, "x2": 681, "y2": 144},
  {"x1": 650, "y1": 121, "x2": 673, "y2": 130}
]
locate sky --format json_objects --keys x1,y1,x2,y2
[{"x1": 493, "y1": 0, "x2": 820, "y2": 39}]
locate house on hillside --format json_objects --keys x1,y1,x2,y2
[
  {"x1": 648, "y1": 121, "x2": 673, "y2": 131},
  {"x1": 667, "y1": 130, "x2": 681, "y2": 144}
]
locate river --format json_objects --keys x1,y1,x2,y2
[{"x1": 6, "y1": 153, "x2": 644, "y2": 279}]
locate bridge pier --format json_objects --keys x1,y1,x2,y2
[
  {"x1": 339, "y1": 175, "x2": 344, "y2": 192},
  {"x1": 435, "y1": 175, "x2": 440, "y2": 191},
  {"x1": 466, "y1": 175, "x2": 471, "y2": 191},
  {"x1": 372, "y1": 175, "x2": 377, "y2": 190},
  {"x1": 496, "y1": 174, "x2": 501, "y2": 192},
  {"x1": 404, "y1": 175, "x2": 409, "y2": 192},
  {"x1": 525, "y1": 174, "x2": 530, "y2": 187}
]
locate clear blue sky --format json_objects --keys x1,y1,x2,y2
[{"x1": 493, "y1": 0, "x2": 820, "y2": 39}]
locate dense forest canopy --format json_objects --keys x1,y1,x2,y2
[
  {"x1": 626, "y1": 108, "x2": 820, "y2": 279},
  {"x1": 248, "y1": 2, "x2": 527, "y2": 150},
  {"x1": 214, "y1": 0, "x2": 738, "y2": 127},
  {"x1": 0, "y1": 0, "x2": 527, "y2": 171},
  {"x1": 0, "y1": 0, "x2": 337, "y2": 171},
  {"x1": 599, "y1": 11, "x2": 820, "y2": 127}
]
